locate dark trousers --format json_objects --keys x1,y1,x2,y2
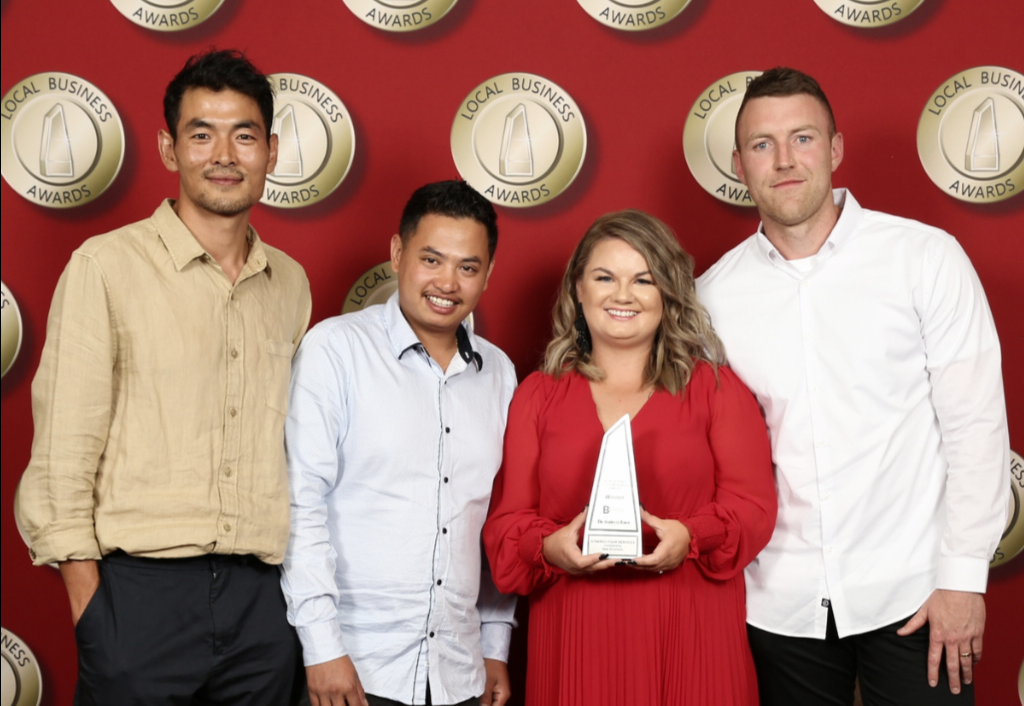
[
  {"x1": 748, "y1": 607, "x2": 974, "y2": 706},
  {"x1": 74, "y1": 551, "x2": 300, "y2": 706},
  {"x1": 365, "y1": 692, "x2": 479, "y2": 706}
]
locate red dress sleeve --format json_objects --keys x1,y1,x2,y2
[
  {"x1": 674, "y1": 365, "x2": 778, "y2": 580},
  {"x1": 483, "y1": 372, "x2": 566, "y2": 595}
]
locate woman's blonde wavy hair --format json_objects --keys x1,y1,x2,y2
[{"x1": 541, "y1": 210, "x2": 726, "y2": 395}]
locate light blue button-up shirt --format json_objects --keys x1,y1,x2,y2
[{"x1": 281, "y1": 293, "x2": 517, "y2": 705}]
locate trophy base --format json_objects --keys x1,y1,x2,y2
[{"x1": 584, "y1": 534, "x2": 640, "y2": 559}]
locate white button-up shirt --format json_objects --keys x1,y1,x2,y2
[
  {"x1": 697, "y1": 190, "x2": 1009, "y2": 639},
  {"x1": 281, "y1": 293, "x2": 517, "y2": 705}
]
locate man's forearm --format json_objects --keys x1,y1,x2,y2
[{"x1": 59, "y1": 559, "x2": 100, "y2": 626}]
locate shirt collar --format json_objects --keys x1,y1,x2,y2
[
  {"x1": 754, "y1": 188, "x2": 863, "y2": 263},
  {"x1": 383, "y1": 292, "x2": 483, "y2": 372},
  {"x1": 153, "y1": 199, "x2": 271, "y2": 277}
]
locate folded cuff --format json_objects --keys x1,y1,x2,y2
[
  {"x1": 936, "y1": 556, "x2": 989, "y2": 594},
  {"x1": 297, "y1": 620, "x2": 348, "y2": 667},
  {"x1": 30, "y1": 525, "x2": 103, "y2": 566},
  {"x1": 481, "y1": 623, "x2": 513, "y2": 662}
]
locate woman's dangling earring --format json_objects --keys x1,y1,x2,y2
[{"x1": 574, "y1": 302, "x2": 592, "y2": 356}]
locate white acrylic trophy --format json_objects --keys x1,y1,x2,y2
[{"x1": 583, "y1": 414, "x2": 643, "y2": 559}]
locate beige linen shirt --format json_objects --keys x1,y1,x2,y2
[{"x1": 18, "y1": 200, "x2": 312, "y2": 566}]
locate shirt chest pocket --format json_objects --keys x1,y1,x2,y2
[{"x1": 263, "y1": 340, "x2": 295, "y2": 415}]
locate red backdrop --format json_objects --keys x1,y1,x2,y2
[{"x1": 1, "y1": 0, "x2": 1021, "y2": 704}]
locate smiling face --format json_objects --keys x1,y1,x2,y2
[
  {"x1": 576, "y1": 237, "x2": 664, "y2": 354},
  {"x1": 158, "y1": 87, "x2": 277, "y2": 219},
  {"x1": 734, "y1": 93, "x2": 843, "y2": 244},
  {"x1": 391, "y1": 213, "x2": 494, "y2": 347}
]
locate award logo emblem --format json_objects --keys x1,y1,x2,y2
[
  {"x1": 583, "y1": 415, "x2": 642, "y2": 558},
  {"x1": 918, "y1": 67, "x2": 1023, "y2": 203},
  {"x1": 261, "y1": 74, "x2": 356, "y2": 209},
  {"x1": 992, "y1": 451, "x2": 1024, "y2": 568},
  {"x1": 109, "y1": 0, "x2": 225, "y2": 31},
  {"x1": 341, "y1": 261, "x2": 475, "y2": 329},
  {"x1": 1, "y1": 74, "x2": 125, "y2": 209},
  {"x1": 342, "y1": 0, "x2": 459, "y2": 31},
  {"x1": 576, "y1": 0, "x2": 693, "y2": 31},
  {"x1": 1, "y1": 628, "x2": 42, "y2": 706},
  {"x1": 683, "y1": 71, "x2": 762, "y2": 207},
  {"x1": 1018, "y1": 655, "x2": 1023, "y2": 706},
  {"x1": 452, "y1": 73, "x2": 587, "y2": 208},
  {"x1": 812, "y1": 0, "x2": 925, "y2": 27},
  {"x1": 1, "y1": 283, "x2": 23, "y2": 379},
  {"x1": 342, "y1": 262, "x2": 397, "y2": 314}
]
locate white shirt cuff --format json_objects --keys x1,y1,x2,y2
[
  {"x1": 936, "y1": 556, "x2": 989, "y2": 594},
  {"x1": 297, "y1": 620, "x2": 348, "y2": 667},
  {"x1": 480, "y1": 623, "x2": 513, "y2": 662}
]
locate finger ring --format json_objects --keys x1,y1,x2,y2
[{"x1": 960, "y1": 652, "x2": 972, "y2": 659}]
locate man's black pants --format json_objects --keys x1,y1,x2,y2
[
  {"x1": 74, "y1": 551, "x2": 300, "y2": 706},
  {"x1": 365, "y1": 691, "x2": 479, "y2": 706},
  {"x1": 748, "y1": 607, "x2": 974, "y2": 706}
]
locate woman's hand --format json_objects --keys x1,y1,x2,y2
[
  {"x1": 542, "y1": 508, "x2": 618, "y2": 575},
  {"x1": 632, "y1": 509, "x2": 691, "y2": 573}
]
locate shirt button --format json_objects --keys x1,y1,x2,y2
[
  {"x1": 444, "y1": 477, "x2": 449, "y2": 484},
  {"x1": 224, "y1": 468, "x2": 234, "y2": 478},
  {"x1": 437, "y1": 580, "x2": 443, "y2": 586},
  {"x1": 445, "y1": 427, "x2": 451, "y2": 434},
  {"x1": 229, "y1": 408, "x2": 238, "y2": 418},
  {"x1": 224, "y1": 523, "x2": 232, "y2": 532},
  {"x1": 429, "y1": 632, "x2": 435, "y2": 638},
  {"x1": 442, "y1": 528, "x2": 448, "y2": 535},
  {"x1": 231, "y1": 349, "x2": 239, "y2": 359}
]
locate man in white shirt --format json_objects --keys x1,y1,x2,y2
[
  {"x1": 282, "y1": 181, "x2": 517, "y2": 706},
  {"x1": 697, "y1": 67, "x2": 1009, "y2": 705}
]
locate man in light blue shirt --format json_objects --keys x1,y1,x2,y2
[{"x1": 282, "y1": 181, "x2": 517, "y2": 706}]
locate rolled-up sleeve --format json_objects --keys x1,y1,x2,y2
[{"x1": 18, "y1": 253, "x2": 115, "y2": 565}]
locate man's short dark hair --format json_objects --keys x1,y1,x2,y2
[
  {"x1": 735, "y1": 67, "x2": 837, "y2": 143},
  {"x1": 164, "y1": 49, "x2": 275, "y2": 140},
  {"x1": 399, "y1": 181, "x2": 499, "y2": 260}
]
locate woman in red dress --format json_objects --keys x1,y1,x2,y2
[{"x1": 483, "y1": 211, "x2": 777, "y2": 706}]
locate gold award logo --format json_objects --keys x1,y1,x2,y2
[
  {"x1": 683, "y1": 71, "x2": 761, "y2": 207},
  {"x1": 992, "y1": 450, "x2": 1024, "y2": 568},
  {"x1": 1, "y1": 283, "x2": 23, "y2": 379},
  {"x1": 1018, "y1": 655, "x2": 1023, "y2": 706},
  {"x1": 1, "y1": 628, "x2": 42, "y2": 706},
  {"x1": 576, "y1": 0, "x2": 693, "y2": 31},
  {"x1": 341, "y1": 261, "x2": 474, "y2": 329},
  {"x1": 343, "y1": 262, "x2": 397, "y2": 314},
  {"x1": 109, "y1": 0, "x2": 225, "y2": 32},
  {"x1": 342, "y1": 0, "x2": 459, "y2": 32},
  {"x1": 262, "y1": 74, "x2": 356, "y2": 209},
  {"x1": 1, "y1": 73, "x2": 124, "y2": 209},
  {"x1": 452, "y1": 73, "x2": 587, "y2": 209},
  {"x1": 918, "y1": 67, "x2": 1023, "y2": 203},
  {"x1": 813, "y1": 0, "x2": 925, "y2": 27}
]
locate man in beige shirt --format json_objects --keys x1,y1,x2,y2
[{"x1": 17, "y1": 49, "x2": 311, "y2": 705}]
